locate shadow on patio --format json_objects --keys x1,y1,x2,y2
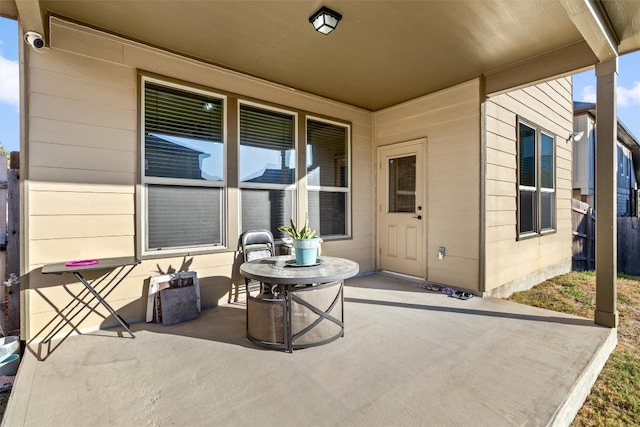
[{"x1": 3, "y1": 273, "x2": 615, "y2": 426}]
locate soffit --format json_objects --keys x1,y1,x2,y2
[
  {"x1": 0, "y1": 0, "x2": 18, "y2": 20},
  {"x1": 23, "y1": 1, "x2": 640, "y2": 110},
  {"x1": 601, "y1": 0, "x2": 640, "y2": 54}
]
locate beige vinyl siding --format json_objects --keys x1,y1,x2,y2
[
  {"x1": 373, "y1": 80, "x2": 482, "y2": 291},
  {"x1": 484, "y1": 78, "x2": 573, "y2": 296},
  {"x1": 24, "y1": 18, "x2": 373, "y2": 341}
]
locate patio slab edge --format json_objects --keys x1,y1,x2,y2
[{"x1": 547, "y1": 327, "x2": 617, "y2": 427}]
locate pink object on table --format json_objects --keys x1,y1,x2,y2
[{"x1": 65, "y1": 259, "x2": 99, "y2": 267}]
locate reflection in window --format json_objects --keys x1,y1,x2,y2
[
  {"x1": 307, "y1": 119, "x2": 350, "y2": 237},
  {"x1": 241, "y1": 189, "x2": 294, "y2": 235},
  {"x1": 240, "y1": 104, "x2": 296, "y2": 237},
  {"x1": 240, "y1": 104, "x2": 295, "y2": 184},
  {"x1": 145, "y1": 83, "x2": 223, "y2": 181},
  {"x1": 142, "y1": 80, "x2": 225, "y2": 252},
  {"x1": 518, "y1": 120, "x2": 555, "y2": 236}
]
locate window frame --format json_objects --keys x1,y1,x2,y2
[
  {"x1": 137, "y1": 75, "x2": 354, "y2": 258},
  {"x1": 238, "y1": 100, "x2": 298, "y2": 238},
  {"x1": 139, "y1": 76, "x2": 228, "y2": 256},
  {"x1": 306, "y1": 116, "x2": 352, "y2": 240},
  {"x1": 517, "y1": 118, "x2": 557, "y2": 239}
]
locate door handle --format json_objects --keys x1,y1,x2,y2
[{"x1": 412, "y1": 215, "x2": 422, "y2": 220}]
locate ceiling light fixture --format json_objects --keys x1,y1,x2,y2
[{"x1": 309, "y1": 6, "x2": 342, "y2": 35}]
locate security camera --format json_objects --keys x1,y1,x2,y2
[{"x1": 24, "y1": 31, "x2": 45, "y2": 51}]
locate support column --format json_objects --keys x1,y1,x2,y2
[{"x1": 595, "y1": 58, "x2": 619, "y2": 328}]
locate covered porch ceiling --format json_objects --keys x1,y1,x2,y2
[{"x1": 4, "y1": 0, "x2": 640, "y2": 110}]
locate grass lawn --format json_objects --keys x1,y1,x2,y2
[
  {"x1": 509, "y1": 271, "x2": 640, "y2": 426},
  {"x1": 0, "y1": 393, "x2": 8, "y2": 418}
]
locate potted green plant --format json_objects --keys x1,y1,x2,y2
[{"x1": 278, "y1": 216, "x2": 321, "y2": 266}]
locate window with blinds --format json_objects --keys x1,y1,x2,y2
[
  {"x1": 139, "y1": 77, "x2": 353, "y2": 255},
  {"x1": 142, "y1": 79, "x2": 225, "y2": 253},
  {"x1": 239, "y1": 103, "x2": 296, "y2": 238},
  {"x1": 307, "y1": 118, "x2": 350, "y2": 237},
  {"x1": 517, "y1": 119, "x2": 556, "y2": 237}
]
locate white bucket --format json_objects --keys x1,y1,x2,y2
[{"x1": 0, "y1": 336, "x2": 20, "y2": 357}]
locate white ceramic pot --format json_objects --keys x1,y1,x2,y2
[{"x1": 0, "y1": 353, "x2": 20, "y2": 376}]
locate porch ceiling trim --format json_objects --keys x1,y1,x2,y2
[
  {"x1": 485, "y1": 40, "x2": 597, "y2": 96},
  {"x1": 559, "y1": 0, "x2": 619, "y2": 61},
  {"x1": 14, "y1": 0, "x2": 46, "y2": 38}
]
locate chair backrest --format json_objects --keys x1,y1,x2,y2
[{"x1": 241, "y1": 229, "x2": 275, "y2": 263}]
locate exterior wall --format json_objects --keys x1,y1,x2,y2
[
  {"x1": 572, "y1": 113, "x2": 595, "y2": 200},
  {"x1": 616, "y1": 142, "x2": 635, "y2": 216},
  {"x1": 484, "y1": 78, "x2": 573, "y2": 297},
  {"x1": 23, "y1": 18, "x2": 374, "y2": 341},
  {"x1": 373, "y1": 80, "x2": 482, "y2": 291},
  {"x1": 573, "y1": 111, "x2": 638, "y2": 216}
]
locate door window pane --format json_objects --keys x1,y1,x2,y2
[{"x1": 389, "y1": 155, "x2": 416, "y2": 213}]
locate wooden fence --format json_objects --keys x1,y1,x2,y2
[
  {"x1": 617, "y1": 216, "x2": 640, "y2": 275},
  {"x1": 1, "y1": 152, "x2": 20, "y2": 334},
  {"x1": 572, "y1": 197, "x2": 640, "y2": 275},
  {"x1": 572, "y1": 199, "x2": 595, "y2": 271}
]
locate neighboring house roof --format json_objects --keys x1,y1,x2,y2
[
  {"x1": 246, "y1": 168, "x2": 295, "y2": 184},
  {"x1": 145, "y1": 134, "x2": 211, "y2": 180},
  {"x1": 573, "y1": 101, "x2": 596, "y2": 114},
  {"x1": 145, "y1": 134, "x2": 208, "y2": 156},
  {"x1": 573, "y1": 101, "x2": 640, "y2": 149}
]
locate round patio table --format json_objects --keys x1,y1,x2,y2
[{"x1": 240, "y1": 255, "x2": 359, "y2": 352}]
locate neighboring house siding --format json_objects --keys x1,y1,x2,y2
[
  {"x1": 572, "y1": 114, "x2": 595, "y2": 201},
  {"x1": 617, "y1": 143, "x2": 634, "y2": 216},
  {"x1": 484, "y1": 78, "x2": 573, "y2": 297},
  {"x1": 25, "y1": 18, "x2": 374, "y2": 340},
  {"x1": 572, "y1": 105, "x2": 639, "y2": 217},
  {"x1": 373, "y1": 80, "x2": 482, "y2": 291}
]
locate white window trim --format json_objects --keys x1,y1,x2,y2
[
  {"x1": 306, "y1": 115, "x2": 352, "y2": 239},
  {"x1": 238, "y1": 101, "x2": 299, "y2": 235},
  {"x1": 517, "y1": 119, "x2": 556, "y2": 239},
  {"x1": 137, "y1": 75, "x2": 354, "y2": 257},
  {"x1": 139, "y1": 76, "x2": 228, "y2": 256}
]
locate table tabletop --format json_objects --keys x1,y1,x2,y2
[
  {"x1": 42, "y1": 256, "x2": 140, "y2": 275},
  {"x1": 240, "y1": 255, "x2": 359, "y2": 285}
]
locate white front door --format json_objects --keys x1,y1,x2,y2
[{"x1": 377, "y1": 139, "x2": 426, "y2": 278}]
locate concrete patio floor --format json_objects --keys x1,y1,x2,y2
[{"x1": 3, "y1": 273, "x2": 616, "y2": 427}]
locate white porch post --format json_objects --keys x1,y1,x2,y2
[{"x1": 595, "y1": 58, "x2": 619, "y2": 328}]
